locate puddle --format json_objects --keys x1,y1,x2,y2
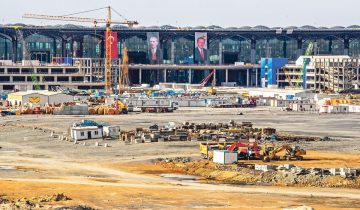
[
  {"x1": 0, "y1": 166, "x2": 17, "y2": 170},
  {"x1": 160, "y1": 173, "x2": 199, "y2": 181}
]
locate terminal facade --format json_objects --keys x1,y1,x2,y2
[{"x1": 0, "y1": 24, "x2": 360, "y2": 91}]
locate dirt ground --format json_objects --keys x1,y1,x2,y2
[{"x1": 0, "y1": 107, "x2": 360, "y2": 209}]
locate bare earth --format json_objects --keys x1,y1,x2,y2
[{"x1": 0, "y1": 107, "x2": 360, "y2": 209}]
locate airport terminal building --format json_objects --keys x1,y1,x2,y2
[{"x1": 0, "y1": 24, "x2": 360, "y2": 91}]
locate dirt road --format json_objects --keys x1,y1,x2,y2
[{"x1": 1, "y1": 108, "x2": 360, "y2": 209}]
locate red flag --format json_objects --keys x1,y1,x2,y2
[{"x1": 105, "y1": 31, "x2": 118, "y2": 59}]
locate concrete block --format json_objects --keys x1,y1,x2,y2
[
  {"x1": 283, "y1": 164, "x2": 295, "y2": 170},
  {"x1": 95, "y1": 142, "x2": 99, "y2": 147},
  {"x1": 104, "y1": 143, "x2": 108, "y2": 148},
  {"x1": 134, "y1": 138, "x2": 143, "y2": 144},
  {"x1": 329, "y1": 168, "x2": 340, "y2": 176},
  {"x1": 255, "y1": 164, "x2": 275, "y2": 172}
]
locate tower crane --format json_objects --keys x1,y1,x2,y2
[{"x1": 23, "y1": 6, "x2": 138, "y2": 93}]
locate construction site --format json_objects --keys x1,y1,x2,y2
[{"x1": 1, "y1": 2, "x2": 360, "y2": 210}]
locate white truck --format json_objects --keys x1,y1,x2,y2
[{"x1": 127, "y1": 98, "x2": 179, "y2": 113}]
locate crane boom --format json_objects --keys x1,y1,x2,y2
[
  {"x1": 23, "y1": 6, "x2": 138, "y2": 94},
  {"x1": 22, "y1": 14, "x2": 138, "y2": 26}
]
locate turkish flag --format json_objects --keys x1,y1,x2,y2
[{"x1": 105, "y1": 31, "x2": 118, "y2": 59}]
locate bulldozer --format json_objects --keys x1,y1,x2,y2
[{"x1": 261, "y1": 144, "x2": 306, "y2": 162}]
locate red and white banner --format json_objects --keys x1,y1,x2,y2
[{"x1": 105, "y1": 31, "x2": 118, "y2": 59}]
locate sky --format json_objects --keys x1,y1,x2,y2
[{"x1": 1, "y1": 0, "x2": 359, "y2": 28}]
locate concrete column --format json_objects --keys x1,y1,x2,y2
[
  {"x1": 255, "y1": 68, "x2": 258, "y2": 87},
  {"x1": 265, "y1": 40, "x2": 270, "y2": 58},
  {"x1": 12, "y1": 39, "x2": 18, "y2": 62},
  {"x1": 188, "y1": 69, "x2": 192, "y2": 84},
  {"x1": 48, "y1": 68, "x2": 51, "y2": 74},
  {"x1": 250, "y1": 39, "x2": 256, "y2": 64},
  {"x1": 246, "y1": 69, "x2": 250, "y2": 87},
  {"x1": 79, "y1": 41, "x2": 83, "y2": 58},
  {"x1": 171, "y1": 41, "x2": 175, "y2": 64},
  {"x1": 70, "y1": 40, "x2": 74, "y2": 57},
  {"x1": 344, "y1": 38, "x2": 350, "y2": 55},
  {"x1": 213, "y1": 70, "x2": 216, "y2": 86},
  {"x1": 296, "y1": 39, "x2": 303, "y2": 58},
  {"x1": 54, "y1": 76, "x2": 58, "y2": 82},
  {"x1": 9, "y1": 76, "x2": 13, "y2": 83},
  {"x1": 218, "y1": 40, "x2": 223, "y2": 65},
  {"x1": 63, "y1": 68, "x2": 66, "y2": 74},
  {"x1": 164, "y1": 69, "x2": 167, "y2": 83},
  {"x1": 19, "y1": 68, "x2": 22, "y2": 74},
  {"x1": 62, "y1": 39, "x2": 66, "y2": 58},
  {"x1": 4, "y1": 68, "x2": 8, "y2": 74},
  {"x1": 357, "y1": 60, "x2": 359, "y2": 84},
  {"x1": 139, "y1": 69, "x2": 142, "y2": 84},
  {"x1": 4, "y1": 40, "x2": 8, "y2": 60},
  {"x1": 225, "y1": 69, "x2": 228, "y2": 84},
  {"x1": 69, "y1": 76, "x2": 72, "y2": 83},
  {"x1": 52, "y1": 38, "x2": 57, "y2": 58},
  {"x1": 283, "y1": 41, "x2": 287, "y2": 58},
  {"x1": 22, "y1": 38, "x2": 27, "y2": 60}
]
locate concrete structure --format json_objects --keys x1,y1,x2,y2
[
  {"x1": 70, "y1": 126, "x2": 103, "y2": 141},
  {"x1": 213, "y1": 150, "x2": 238, "y2": 164},
  {"x1": 103, "y1": 125, "x2": 120, "y2": 139},
  {"x1": 1, "y1": 24, "x2": 360, "y2": 91},
  {"x1": 278, "y1": 56, "x2": 360, "y2": 92},
  {"x1": 7, "y1": 90, "x2": 73, "y2": 106}
]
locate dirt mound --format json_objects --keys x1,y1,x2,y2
[
  {"x1": 158, "y1": 159, "x2": 360, "y2": 188},
  {"x1": 54, "y1": 205, "x2": 96, "y2": 210},
  {"x1": 0, "y1": 193, "x2": 95, "y2": 210},
  {"x1": 29, "y1": 193, "x2": 72, "y2": 203}
]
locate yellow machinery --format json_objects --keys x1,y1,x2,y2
[
  {"x1": 207, "y1": 70, "x2": 217, "y2": 95},
  {"x1": 200, "y1": 142, "x2": 234, "y2": 159},
  {"x1": 23, "y1": 6, "x2": 138, "y2": 94},
  {"x1": 115, "y1": 100, "x2": 128, "y2": 114},
  {"x1": 261, "y1": 144, "x2": 306, "y2": 162}
]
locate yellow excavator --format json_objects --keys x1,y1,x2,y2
[{"x1": 261, "y1": 144, "x2": 306, "y2": 162}]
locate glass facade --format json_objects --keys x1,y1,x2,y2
[
  {"x1": 350, "y1": 39, "x2": 360, "y2": 57},
  {"x1": 0, "y1": 31, "x2": 355, "y2": 64}
]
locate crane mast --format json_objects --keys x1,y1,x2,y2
[{"x1": 105, "y1": 6, "x2": 112, "y2": 93}]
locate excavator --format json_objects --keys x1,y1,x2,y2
[{"x1": 261, "y1": 144, "x2": 306, "y2": 162}]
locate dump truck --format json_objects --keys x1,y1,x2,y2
[
  {"x1": 127, "y1": 98, "x2": 179, "y2": 113},
  {"x1": 200, "y1": 142, "x2": 235, "y2": 159}
]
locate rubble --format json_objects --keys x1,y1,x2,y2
[
  {"x1": 0, "y1": 193, "x2": 97, "y2": 210},
  {"x1": 157, "y1": 159, "x2": 360, "y2": 188}
]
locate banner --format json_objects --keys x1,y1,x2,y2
[
  {"x1": 194, "y1": 32, "x2": 208, "y2": 64},
  {"x1": 147, "y1": 32, "x2": 162, "y2": 64},
  {"x1": 105, "y1": 31, "x2": 118, "y2": 59}
]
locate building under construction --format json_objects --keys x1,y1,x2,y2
[{"x1": 277, "y1": 56, "x2": 360, "y2": 92}]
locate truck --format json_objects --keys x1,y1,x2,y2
[{"x1": 127, "y1": 98, "x2": 179, "y2": 113}]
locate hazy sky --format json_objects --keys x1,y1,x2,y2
[{"x1": 1, "y1": 0, "x2": 359, "y2": 27}]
